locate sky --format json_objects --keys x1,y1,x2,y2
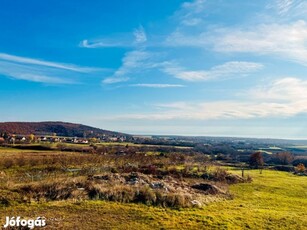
[{"x1": 1, "y1": 0, "x2": 307, "y2": 139}]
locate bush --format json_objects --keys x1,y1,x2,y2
[
  {"x1": 293, "y1": 158, "x2": 307, "y2": 167},
  {"x1": 295, "y1": 163, "x2": 306, "y2": 173},
  {"x1": 16, "y1": 156, "x2": 27, "y2": 167},
  {"x1": 2, "y1": 159, "x2": 14, "y2": 169},
  {"x1": 272, "y1": 165, "x2": 295, "y2": 172}
]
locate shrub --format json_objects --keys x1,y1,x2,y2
[
  {"x1": 293, "y1": 158, "x2": 307, "y2": 167},
  {"x1": 3, "y1": 158, "x2": 14, "y2": 169},
  {"x1": 16, "y1": 156, "x2": 27, "y2": 167},
  {"x1": 295, "y1": 163, "x2": 306, "y2": 173}
]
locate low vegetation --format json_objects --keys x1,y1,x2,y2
[
  {"x1": 0, "y1": 147, "x2": 251, "y2": 209},
  {"x1": 1, "y1": 169, "x2": 306, "y2": 229},
  {"x1": 0, "y1": 142, "x2": 306, "y2": 229}
]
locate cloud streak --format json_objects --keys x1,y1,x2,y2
[
  {"x1": 163, "y1": 61, "x2": 263, "y2": 81},
  {"x1": 0, "y1": 53, "x2": 102, "y2": 84},
  {"x1": 0, "y1": 61, "x2": 74, "y2": 84},
  {"x1": 101, "y1": 77, "x2": 307, "y2": 121},
  {"x1": 268, "y1": 0, "x2": 306, "y2": 16},
  {"x1": 81, "y1": 26, "x2": 147, "y2": 48},
  {"x1": 0, "y1": 53, "x2": 97, "y2": 73},
  {"x1": 130, "y1": 83, "x2": 185, "y2": 88}
]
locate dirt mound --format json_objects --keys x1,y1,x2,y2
[{"x1": 191, "y1": 183, "x2": 226, "y2": 195}]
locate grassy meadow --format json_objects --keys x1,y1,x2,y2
[{"x1": 0, "y1": 146, "x2": 306, "y2": 229}]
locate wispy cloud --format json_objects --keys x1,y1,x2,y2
[
  {"x1": 163, "y1": 61, "x2": 263, "y2": 81},
  {"x1": 133, "y1": 26, "x2": 147, "y2": 44},
  {"x1": 81, "y1": 39, "x2": 125, "y2": 48},
  {"x1": 272, "y1": 0, "x2": 295, "y2": 15},
  {"x1": 102, "y1": 50, "x2": 153, "y2": 84},
  {"x1": 0, "y1": 53, "x2": 101, "y2": 84},
  {"x1": 0, "y1": 53, "x2": 97, "y2": 73},
  {"x1": 182, "y1": 0, "x2": 206, "y2": 13},
  {"x1": 166, "y1": 20, "x2": 307, "y2": 67},
  {"x1": 81, "y1": 26, "x2": 147, "y2": 48},
  {"x1": 101, "y1": 77, "x2": 307, "y2": 121},
  {"x1": 248, "y1": 77, "x2": 307, "y2": 101},
  {"x1": 209, "y1": 20, "x2": 307, "y2": 66},
  {"x1": 178, "y1": 0, "x2": 206, "y2": 26},
  {"x1": 0, "y1": 60, "x2": 74, "y2": 84},
  {"x1": 267, "y1": 0, "x2": 306, "y2": 16},
  {"x1": 130, "y1": 83, "x2": 185, "y2": 88}
]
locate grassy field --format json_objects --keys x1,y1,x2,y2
[
  {"x1": 1, "y1": 169, "x2": 306, "y2": 229},
  {"x1": 96, "y1": 142, "x2": 193, "y2": 149}
]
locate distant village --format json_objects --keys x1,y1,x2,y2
[{"x1": 0, "y1": 132, "x2": 128, "y2": 145}]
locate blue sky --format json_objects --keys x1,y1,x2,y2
[{"x1": 1, "y1": 0, "x2": 307, "y2": 139}]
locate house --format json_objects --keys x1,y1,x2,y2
[
  {"x1": 80, "y1": 139, "x2": 89, "y2": 144},
  {"x1": 109, "y1": 137, "x2": 118, "y2": 142}
]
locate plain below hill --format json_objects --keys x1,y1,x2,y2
[{"x1": 0, "y1": 121, "x2": 130, "y2": 139}]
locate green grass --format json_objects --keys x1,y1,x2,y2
[
  {"x1": 0, "y1": 146, "x2": 42, "y2": 153},
  {"x1": 1, "y1": 169, "x2": 306, "y2": 229},
  {"x1": 97, "y1": 142, "x2": 192, "y2": 149}
]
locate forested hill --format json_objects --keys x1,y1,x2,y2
[{"x1": 0, "y1": 121, "x2": 129, "y2": 138}]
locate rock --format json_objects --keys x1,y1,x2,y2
[
  {"x1": 191, "y1": 200, "x2": 202, "y2": 207},
  {"x1": 0, "y1": 171, "x2": 6, "y2": 178},
  {"x1": 150, "y1": 182, "x2": 165, "y2": 189},
  {"x1": 126, "y1": 172, "x2": 141, "y2": 185}
]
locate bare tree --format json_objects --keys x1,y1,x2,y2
[{"x1": 249, "y1": 152, "x2": 264, "y2": 173}]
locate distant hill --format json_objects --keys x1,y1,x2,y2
[{"x1": 0, "y1": 121, "x2": 129, "y2": 138}]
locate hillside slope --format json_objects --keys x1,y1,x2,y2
[{"x1": 0, "y1": 121, "x2": 129, "y2": 138}]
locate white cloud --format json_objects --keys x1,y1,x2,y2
[
  {"x1": 80, "y1": 39, "x2": 125, "y2": 48},
  {"x1": 0, "y1": 53, "x2": 102, "y2": 84},
  {"x1": 182, "y1": 18, "x2": 202, "y2": 26},
  {"x1": 165, "y1": 31, "x2": 204, "y2": 47},
  {"x1": 249, "y1": 77, "x2": 307, "y2": 101},
  {"x1": 103, "y1": 76, "x2": 130, "y2": 84},
  {"x1": 176, "y1": 0, "x2": 207, "y2": 26},
  {"x1": 102, "y1": 77, "x2": 307, "y2": 120},
  {"x1": 209, "y1": 20, "x2": 307, "y2": 66},
  {"x1": 164, "y1": 0, "x2": 307, "y2": 67},
  {"x1": 167, "y1": 20, "x2": 307, "y2": 67},
  {"x1": 130, "y1": 84, "x2": 185, "y2": 88},
  {"x1": 291, "y1": 1, "x2": 307, "y2": 18},
  {"x1": 0, "y1": 53, "x2": 97, "y2": 73},
  {"x1": 102, "y1": 50, "x2": 152, "y2": 84},
  {"x1": 267, "y1": 0, "x2": 306, "y2": 16},
  {"x1": 275, "y1": 0, "x2": 295, "y2": 15},
  {"x1": 182, "y1": 0, "x2": 206, "y2": 12},
  {"x1": 0, "y1": 61, "x2": 74, "y2": 84},
  {"x1": 163, "y1": 61, "x2": 263, "y2": 81},
  {"x1": 9, "y1": 73, "x2": 72, "y2": 84},
  {"x1": 133, "y1": 26, "x2": 147, "y2": 44},
  {"x1": 81, "y1": 26, "x2": 147, "y2": 48}
]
